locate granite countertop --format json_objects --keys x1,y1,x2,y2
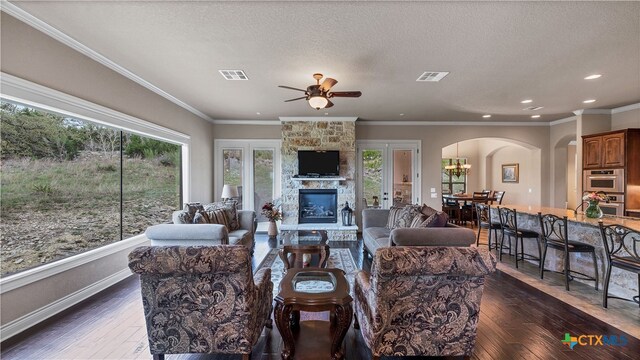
[{"x1": 499, "y1": 204, "x2": 640, "y2": 232}]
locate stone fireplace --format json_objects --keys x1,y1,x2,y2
[
  {"x1": 299, "y1": 189, "x2": 338, "y2": 223},
  {"x1": 280, "y1": 118, "x2": 357, "y2": 241}
]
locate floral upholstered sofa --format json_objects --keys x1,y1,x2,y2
[
  {"x1": 354, "y1": 246, "x2": 496, "y2": 359},
  {"x1": 128, "y1": 245, "x2": 273, "y2": 360}
]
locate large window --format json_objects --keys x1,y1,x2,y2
[
  {"x1": 0, "y1": 102, "x2": 182, "y2": 276},
  {"x1": 441, "y1": 158, "x2": 468, "y2": 194}
]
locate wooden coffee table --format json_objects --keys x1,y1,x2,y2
[{"x1": 274, "y1": 267, "x2": 353, "y2": 360}]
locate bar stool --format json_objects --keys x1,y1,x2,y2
[
  {"x1": 498, "y1": 207, "x2": 542, "y2": 269},
  {"x1": 599, "y1": 222, "x2": 640, "y2": 308},
  {"x1": 538, "y1": 213, "x2": 598, "y2": 291},
  {"x1": 475, "y1": 203, "x2": 501, "y2": 250}
]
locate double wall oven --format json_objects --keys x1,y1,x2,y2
[{"x1": 583, "y1": 169, "x2": 625, "y2": 216}]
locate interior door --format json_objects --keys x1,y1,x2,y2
[{"x1": 356, "y1": 141, "x2": 421, "y2": 227}]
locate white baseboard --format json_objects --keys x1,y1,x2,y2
[{"x1": 0, "y1": 268, "x2": 132, "y2": 342}]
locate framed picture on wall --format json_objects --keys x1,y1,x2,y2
[{"x1": 502, "y1": 163, "x2": 519, "y2": 183}]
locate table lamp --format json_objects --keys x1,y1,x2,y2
[{"x1": 221, "y1": 184, "x2": 239, "y2": 201}]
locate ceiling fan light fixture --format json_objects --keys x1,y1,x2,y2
[{"x1": 308, "y1": 95, "x2": 328, "y2": 110}]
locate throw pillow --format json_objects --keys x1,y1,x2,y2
[
  {"x1": 192, "y1": 210, "x2": 210, "y2": 224},
  {"x1": 206, "y1": 208, "x2": 231, "y2": 230},
  {"x1": 421, "y1": 204, "x2": 439, "y2": 218},
  {"x1": 393, "y1": 204, "x2": 423, "y2": 229},
  {"x1": 176, "y1": 211, "x2": 192, "y2": 224},
  {"x1": 386, "y1": 206, "x2": 404, "y2": 229},
  {"x1": 426, "y1": 211, "x2": 449, "y2": 227},
  {"x1": 204, "y1": 201, "x2": 239, "y2": 230},
  {"x1": 409, "y1": 214, "x2": 428, "y2": 228},
  {"x1": 182, "y1": 202, "x2": 204, "y2": 223}
]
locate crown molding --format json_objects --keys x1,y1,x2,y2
[
  {"x1": 549, "y1": 116, "x2": 576, "y2": 126},
  {"x1": 611, "y1": 102, "x2": 640, "y2": 114},
  {"x1": 212, "y1": 119, "x2": 281, "y2": 125},
  {"x1": 573, "y1": 109, "x2": 613, "y2": 116},
  {"x1": 279, "y1": 117, "x2": 358, "y2": 122},
  {"x1": 1, "y1": 2, "x2": 213, "y2": 123},
  {"x1": 356, "y1": 120, "x2": 550, "y2": 126}
]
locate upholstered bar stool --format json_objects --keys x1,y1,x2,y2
[
  {"x1": 599, "y1": 222, "x2": 640, "y2": 308},
  {"x1": 475, "y1": 203, "x2": 501, "y2": 250},
  {"x1": 498, "y1": 207, "x2": 542, "y2": 269},
  {"x1": 538, "y1": 213, "x2": 598, "y2": 291}
]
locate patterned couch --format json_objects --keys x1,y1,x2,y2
[
  {"x1": 128, "y1": 245, "x2": 273, "y2": 360},
  {"x1": 354, "y1": 246, "x2": 496, "y2": 359}
]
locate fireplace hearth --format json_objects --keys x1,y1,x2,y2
[{"x1": 299, "y1": 189, "x2": 338, "y2": 223}]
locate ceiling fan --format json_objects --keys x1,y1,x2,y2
[{"x1": 278, "y1": 73, "x2": 362, "y2": 110}]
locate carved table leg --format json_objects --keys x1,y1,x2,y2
[
  {"x1": 330, "y1": 304, "x2": 353, "y2": 360},
  {"x1": 274, "y1": 301, "x2": 295, "y2": 360}
]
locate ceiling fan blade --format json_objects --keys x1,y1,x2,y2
[
  {"x1": 284, "y1": 96, "x2": 307, "y2": 102},
  {"x1": 278, "y1": 85, "x2": 307, "y2": 92},
  {"x1": 325, "y1": 99, "x2": 334, "y2": 108},
  {"x1": 320, "y1": 78, "x2": 338, "y2": 92},
  {"x1": 328, "y1": 91, "x2": 362, "y2": 98}
]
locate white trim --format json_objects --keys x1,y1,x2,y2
[
  {"x1": 612, "y1": 102, "x2": 640, "y2": 114},
  {"x1": 279, "y1": 116, "x2": 358, "y2": 122},
  {"x1": 0, "y1": 268, "x2": 133, "y2": 342},
  {"x1": 357, "y1": 120, "x2": 551, "y2": 126},
  {"x1": 0, "y1": 73, "x2": 190, "y2": 144},
  {"x1": 292, "y1": 177, "x2": 347, "y2": 181},
  {"x1": 1, "y1": 2, "x2": 213, "y2": 122},
  {"x1": 212, "y1": 119, "x2": 281, "y2": 125},
  {"x1": 573, "y1": 109, "x2": 612, "y2": 116},
  {"x1": 549, "y1": 116, "x2": 577, "y2": 126},
  {"x1": 0, "y1": 235, "x2": 147, "y2": 294}
]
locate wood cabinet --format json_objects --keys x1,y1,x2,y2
[{"x1": 582, "y1": 130, "x2": 626, "y2": 169}]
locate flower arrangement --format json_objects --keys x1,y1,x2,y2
[
  {"x1": 582, "y1": 191, "x2": 609, "y2": 204},
  {"x1": 261, "y1": 201, "x2": 282, "y2": 222}
]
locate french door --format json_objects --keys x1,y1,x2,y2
[
  {"x1": 214, "y1": 140, "x2": 281, "y2": 221},
  {"x1": 356, "y1": 140, "x2": 421, "y2": 225}
]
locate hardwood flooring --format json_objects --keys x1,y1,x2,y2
[{"x1": 1, "y1": 233, "x2": 639, "y2": 359}]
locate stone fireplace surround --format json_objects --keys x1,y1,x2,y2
[{"x1": 280, "y1": 118, "x2": 357, "y2": 241}]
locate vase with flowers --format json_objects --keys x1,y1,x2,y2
[
  {"x1": 262, "y1": 201, "x2": 282, "y2": 236},
  {"x1": 582, "y1": 191, "x2": 609, "y2": 218}
]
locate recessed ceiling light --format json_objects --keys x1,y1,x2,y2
[
  {"x1": 531, "y1": 115, "x2": 541, "y2": 119},
  {"x1": 324, "y1": 112, "x2": 329, "y2": 116},
  {"x1": 256, "y1": 112, "x2": 261, "y2": 115},
  {"x1": 521, "y1": 99, "x2": 533, "y2": 104},
  {"x1": 583, "y1": 99, "x2": 596, "y2": 104},
  {"x1": 399, "y1": 113, "x2": 404, "y2": 116},
  {"x1": 584, "y1": 74, "x2": 602, "y2": 80},
  {"x1": 482, "y1": 114, "x2": 491, "y2": 118}
]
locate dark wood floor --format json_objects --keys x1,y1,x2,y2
[{"x1": 2, "y1": 234, "x2": 639, "y2": 359}]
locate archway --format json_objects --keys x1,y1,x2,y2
[
  {"x1": 442, "y1": 138, "x2": 542, "y2": 206},
  {"x1": 552, "y1": 134, "x2": 578, "y2": 209}
]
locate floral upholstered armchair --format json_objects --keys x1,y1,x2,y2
[
  {"x1": 128, "y1": 245, "x2": 273, "y2": 360},
  {"x1": 354, "y1": 246, "x2": 496, "y2": 359}
]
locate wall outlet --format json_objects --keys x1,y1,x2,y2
[
  {"x1": 430, "y1": 188, "x2": 436, "y2": 193},
  {"x1": 528, "y1": 188, "x2": 532, "y2": 193},
  {"x1": 431, "y1": 193, "x2": 438, "y2": 198}
]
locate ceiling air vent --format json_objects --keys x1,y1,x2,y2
[
  {"x1": 416, "y1": 71, "x2": 449, "y2": 82},
  {"x1": 219, "y1": 70, "x2": 248, "y2": 80},
  {"x1": 523, "y1": 106, "x2": 544, "y2": 111}
]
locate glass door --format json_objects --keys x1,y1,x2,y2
[{"x1": 356, "y1": 141, "x2": 421, "y2": 226}]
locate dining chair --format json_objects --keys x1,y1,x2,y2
[
  {"x1": 441, "y1": 196, "x2": 461, "y2": 224},
  {"x1": 463, "y1": 192, "x2": 490, "y2": 227},
  {"x1": 538, "y1": 213, "x2": 598, "y2": 291},
  {"x1": 598, "y1": 222, "x2": 640, "y2": 308},
  {"x1": 492, "y1": 191, "x2": 506, "y2": 205},
  {"x1": 498, "y1": 207, "x2": 542, "y2": 269}
]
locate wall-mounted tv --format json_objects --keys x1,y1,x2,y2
[{"x1": 298, "y1": 150, "x2": 340, "y2": 176}]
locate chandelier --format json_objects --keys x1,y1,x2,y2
[{"x1": 445, "y1": 142, "x2": 471, "y2": 177}]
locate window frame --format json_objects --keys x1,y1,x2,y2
[{"x1": 0, "y1": 73, "x2": 190, "y2": 290}]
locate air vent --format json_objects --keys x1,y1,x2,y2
[
  {"x1": 219, "y1": 70, "x2": 248, "y2": 80},
  {"x1": 416, "y1": 71, "x2": 449, "y2": 82},
  {"x1": 523, "y1": 106, "x2": 544, "y2": 111}
]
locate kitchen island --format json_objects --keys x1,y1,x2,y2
[{"x1": 491, "y1": 204, "x2": 640, "y2": 301}]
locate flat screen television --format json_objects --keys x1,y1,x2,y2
[{"x1": 298, "y1": 150, "x2": 340, "y2": 176}]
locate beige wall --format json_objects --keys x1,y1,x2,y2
[
  {"x1": 0, "y1": 12, "x2": 215, "y2": 335},
  {"x1": 612, "y1": 107, "x2": 640, "y2": 130}
]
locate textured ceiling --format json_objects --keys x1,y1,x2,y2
[{"x1": 8, "y1": 1, "x2": 640, "y2": 123}]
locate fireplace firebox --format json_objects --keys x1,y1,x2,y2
[{"x1": 299, "y1": 189, "x2": 338, "y2": 223}]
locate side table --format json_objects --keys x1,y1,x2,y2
[{"x1": 274, "y1": 268, "x2": 353, "y2": 360}]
